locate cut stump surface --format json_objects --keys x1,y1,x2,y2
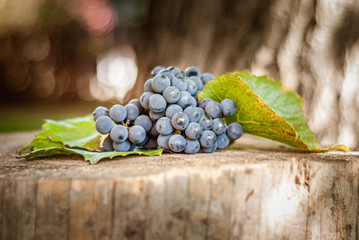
[{"x1": 0, "y1": 132, "x2": 358, "y2": 240}]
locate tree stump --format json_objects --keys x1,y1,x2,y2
[{"x1": 0, "y1": 132, "x2": 358, "y2": 239}]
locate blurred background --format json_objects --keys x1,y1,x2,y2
[{"x1": 0, "y1": 0, "x2": 358, "y2": 150}]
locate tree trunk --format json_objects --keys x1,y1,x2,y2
[{"x1": 1, "y1": 132, "x2": 358, "y2": 239}]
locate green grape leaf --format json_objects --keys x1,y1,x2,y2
[
  {"x1": 198, "y1": 70, "x2": 348, "y2": 152},
  {"x1": 21, "y1": 147, "x2": 163, "y2": 165},
  {"x1": 20, "y1": 115, "x2": 163, "y2": 164}
]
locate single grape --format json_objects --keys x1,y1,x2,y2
[
  {"x1": 198, "y1": 115, "x2": 213, "y2": 130},
  {"x1": 93, "y1": 106, "x2": 109, "y2": 121},
  {"x1": 171, "y1": 112, "x2": 190, "y2": 130},
  {"x1": 189, "y1": 76, "x2": 203, "y2": 90},
  {"x1": 184, "y1": 106, "x2": 201, "y2": 122},
  {"x1": 151, "y1": 74, "x2": 171, "y2": 93},
  {"x1": 221, "y1": 99, "x2": 237, "y2": 117},
  {"x1": 102, "y1": 135, "x2": 114, "y2": 152},
  {"x1": 165, "y1": 104, "x2": 183, "y2": 118},
  {"x1": 125, "y1": 104, "x2": 140, "y2": 121},
  {"x1": 197, "y1": 107, "x2": 205, "y2": 117},
  {"x1": 134, "y1": 115, "x2": 152, "y2": 132},
  {"x1": 129, "y1": 99, "x2": 143, "y2": 113},
  {"x1": 184, "y1": 139, "x2": 200, "y2": 154},
  {"x1": 171, "y1": 76, "x2": 188, "y2": 91},
  {"x1": 151, "y1": 66, "x2": 165, "y2": 76},
  {"x1": 157, "y1": 134, "x2": 172, "y2": 149},
  {"x1": 177, "y1": 91, "x2": 192, "y2": 109},
  {"x1": 199, "y1": 130, "x2": 217, "y2": 148},
  {"x1": 216, "y1": 133, "x2": 229, "y2": 149},
  {"x1": 212, "y1": 118, "x2": 227, "y2": 135},
  {"x1": 185, "y1": 122, "x2": 203, "y2": 140},
  {"x1": 95, "y1": 116, "x2": 114, "y2": 134},
  {"x1": 113, "y1": 140, "x2": 131, "y2": 152},
  {"x1": 149, "y1": 94, "x2": 167, "y2": 113},
  {"x1": 158, "y1": 69, "x2": 175, "y2": 81},
  {"x1": 201, "y1": 73, "x2": 215, "y2": 84},
  {"x1": 189, "y1": 97, "x2": 197, "y2": 107},
  {"x1": 226, "y1": 123, "x2": 243, "y2": 140},
  {"x1": 143, "y1": 136, "x2": 158, "y2": 149},
  {"x1": 163, "y1": 86, "x2": 180, "y2": 103},
  {"x1": 149, "y1": 110, "x2": 165, "y2": 121},
  {"x1": 140, "y1": 92, "x2": 154, "y2": 109},
  {"x1": 110, "y1": 125, "x2": 128, "y2": 143},
  {"x1": 167, "y1": 66, "x2": 182, "y2": 76},
  {"x1": 156, "y1": 117, "x2": 174, "y2": 135},
  {"x1": 186, "y1": 79, "x2": 198, "y2": 95},
  {"x1": 144, "y1": 79, "x2": 154, "y2": 92},
  {"x1": 109, "y1": 104, "x2": 127, "y2": 123},
  {"x1": 149, "y1": 123, "x2": 159, "y2": 137},
  {"x1": 168, "y1": 134, "x2": 187, "y2": 152},
  {"x1": 198, "y1": 98, "x2": 213, "y2": 109},
  {"x1": 202, "y1": 142, "x2": 217, "y2": 153},
  {"x1": 128, "y1": 125, "x2": 147, "y2": 144},
  {"x1": 205, "y1": 101, "x2": 222, "y2": 118},
  {"x1": 185, "y1": 66, "x2": 201, "y2": 78}
]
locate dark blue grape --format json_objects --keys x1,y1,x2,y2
[
  {"x1": 113, "y1": 140, "x2": 131, "y2": 152},
  {"x1": 184, "y1": 139, "x2": 200, "y2": 154},
  {"x1": 128, "y1": 125, "x2": 147, "y2": 144},
  {"x1": 184, "y1": 106, "x2": 201, "y2": 122},
  {"x1": 197, "y1": 107, "x2": 205, "y2": 117},
  {"x1": 149, "y1": 94, "x2": 167, "y2": 113},
  {"x1": 216, "y1": 134, "x2": 229, "y2": 149},
  {"x1": 171, "y1": 76, "x2": 188, "y2": 91},
  {"x1": 205, "y1": 101, "x2": 222, "y2": 118},
  {"x1": 167, "y1": 66, "x2": 182, "y2": 76},
  {"x1": 93, "y1": 106, "x2": 109, "y2": 121},
  {"x1": 157, "y1": 134, "x2": 172, "y2": 149},
  {"x1": 125, "y1": 104, "x2": 140, "y2": 121},
  {"x1": 151, "y1": 66, "x2": 165, "y2": 76},
  {"x1": 158, "y1": 69, "x2": 175, "y2": 81},
  {"x1": 134, "y1": 115, "x2": 152, "y2": 132},
  {"x1": 151, "y1": 74, "x2": 171, "y2": 93},
  {"x1": 168, "y1": 134, "x2": 186, "y2": 152},
  {"x1": 110, "y1": 125, "x2": 128, "y2": 143},
  {"x1": 221, "y1": 99, "x2": 237, "y2": 117},
  {"x1": 163, "y1": 86, "x2": 180, "y2": 103},
  {"x1": 149, "y1": 123, "x2": 159, "y2": 137},
  {"x1": 185, "y1": 122, "x2": 203, "y2": 140},
  {"x1": 149, "y1": 110, "x2": 165, "y2": 121},
  {"x1": 226, "y1": 123, "x2": 243, "y2": 140},
  {"x1": 129, "y1": 99, "x2": 143, "y2": 114},
  {"x1": 144, "y1": 79, "x2": 154, "y2": 92},
  {"x1": 109, "y1": 104, "x2": 127, "y2": 123},
  {"x1": 201, "y1": 73, "x2": 215, "y2": 84},
  {"x1": 140, "y1": 92, "x2": 154, "y2": 109},
  {"x1": 136, "y1": 135, "x2": 149, "y2": 146},
  {"x1": 144, "y1": 136, "x2": 158, "y2": 149},
  {"x1": 199, "y1": 98, "x2": 213, "y2": 109},
  {"x1": 189, "y1": 76, "x2": 203, "y2": 90},
  {"x1": 199, "y1": 130, "x2": 216, "y2": 148},
  {"x1": 156, "y1": 117, "x2": 173, "y2": 135},
  {"x1": 202, "y1": 142, "x2": 217, "y2": 153},
  {"x1": 189, "y1": 97, "x2": 197, "y2": 107},
  {"x1": 165, "y1": 104, "x2": 183, "y2": 118},
  {"x1": 185, "y1": 66, "x2": 201, "y2": 78},
  {"x1": 212, "y1": 118, "x2": 227, "y2": 135},
  {"x1": 102, "y1": 135, "x2": 114, "y2": 152},
  {"x1": 177, "y1": 91, "x2": 192, "y2": 109},
  {"x1": 95, "y1": 116, "x2": 114, "y2": 134},
  {"x1": 171, "y1": 112, "x2": 189, "y2": 130},
  {"x1": 186, "y1": 79, "x2": 198, "y2": 95},
  {"x1": 198, "y1": 115, "x2": 212, "y2": 130}
]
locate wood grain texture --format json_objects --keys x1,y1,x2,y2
[{"x1": 1, "y1": 132, "x2": 359, "y2": 239}]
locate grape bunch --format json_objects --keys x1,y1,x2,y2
[{"x1": 93, "y1": 66, "x2": 243, "y2": 153}]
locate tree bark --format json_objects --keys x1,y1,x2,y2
[{"x1": 1, "y1": 132, "x2": 358, "y2": 239}]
